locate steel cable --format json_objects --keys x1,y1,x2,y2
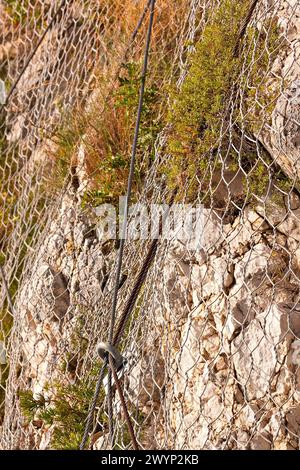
[
  {"x1": 80, "y1": 0, "x2": 261, "y2": 451},
  {"x1": 79, "y1": 0, "x2": 156, "y2": 450}
]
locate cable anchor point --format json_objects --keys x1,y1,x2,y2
[{"x1": 96, "y1": 342, "x2": 126, "y2": 371}]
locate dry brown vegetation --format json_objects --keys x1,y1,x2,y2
[{"x1": 48, "y1": 0, "x2": 192, "y2": 205}]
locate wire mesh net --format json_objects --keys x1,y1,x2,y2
[{"x1": 0, "y1": 0, "x2": 300, "y2": 450}]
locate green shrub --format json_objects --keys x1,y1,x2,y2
[
  {"x1": 19, "y1": 370, "x2": 106, "y2": 450},
  {"x1": 164, "y1": 0, "x2": 245, "y2": 194},
  {"x1": 164, "y1": 0, "x2": 285, "y2": 203}
]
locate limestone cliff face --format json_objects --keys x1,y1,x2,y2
[
  {"x1": 258, "y1": 0, "x2": 300, "y2": 183},
  {"x1": 134, "y1": 203, "x2": 300, "y2": 449},
  {"x1": 130, "y1": 1, "x2": 300, "y2": 449},
  {"x1": 1, "y1": 191, "x2": 113, "y2": 449},
  {"x1": 1, "y1": 0, "x2": 300, "y2": 450}
]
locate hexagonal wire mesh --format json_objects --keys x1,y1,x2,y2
[{"x1": 0, "y1": 0, "x2": 300, "y2": 450}]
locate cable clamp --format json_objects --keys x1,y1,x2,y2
[{"x1": 96, "y1": 342, "x2": 125, "y2": 371}]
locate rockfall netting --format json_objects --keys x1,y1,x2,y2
[{"x1": 0, "y1": 0, "x2": 300, "y2": 450}]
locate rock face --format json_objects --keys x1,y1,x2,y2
[
  {"x1": 1, "y1": 0, "x2": 300, "y2": 451},
  {"x1": 0, "y1": 190, "x2": 115, "y2": 449},
  {"x1": 130, "y1": 202, "x2": 300, "y2": 450},
  {"x1": 4, "y1": 190, "x2": 300, "y2": 450},
  {"x1": 258, "y1": 0, "x2": 300, "y2": 182}
]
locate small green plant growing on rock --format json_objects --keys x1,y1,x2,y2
[{"x1": 19, "y1": 370, "x2": 106, "y2": 449}]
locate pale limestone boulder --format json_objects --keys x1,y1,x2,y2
[
  {"x1": 169, "y1": 207, "x2": 225, "y2": 265},
  {"x1": 233, "y1": 337, "x2": 269, "y2": 398},
  {"x1": 127, "y1": 349, "x2": 165, "y2": 413},
  {"x1": 258, "y1": 0, "x2": 300, "y2": 182},
  {"x1": 231, "y1": 303, "x2": 298, "y2": 401},
  {"x1": 225, "y1": 243, "x2": 277, "y2": 340},
  {"x1": 191, "y1": 255, "x2": 234, "y2": 303}
]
